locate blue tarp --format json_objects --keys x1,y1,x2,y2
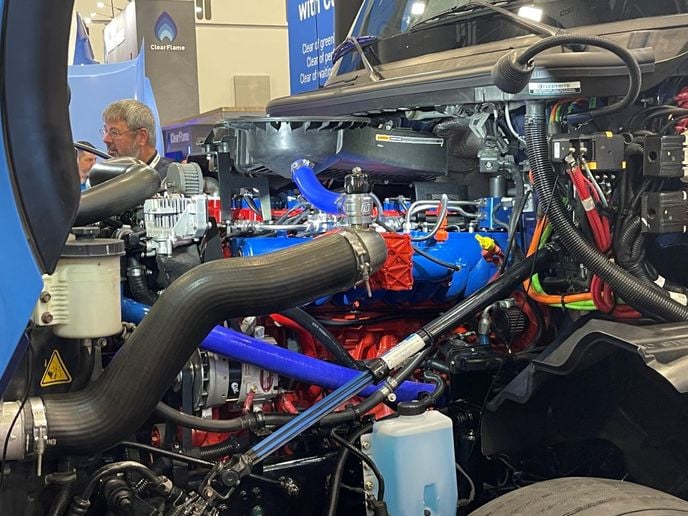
[{"x1": 68, "y1": 52, "x2": 164, "y2": 155}]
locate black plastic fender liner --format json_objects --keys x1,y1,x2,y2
[
  {"x1": 3, "y1": 0, "x2": 79, "y2": 272},
  {"x1": 42, "y1": 230, "x2": 387, "y2": 453},
  {"x1": 75, "y1": 162, "x2": 161, "y2": 226}
]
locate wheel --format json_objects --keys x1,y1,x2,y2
[{"x1": 470, "y1": 477, "x2": 688, "y2": 515}]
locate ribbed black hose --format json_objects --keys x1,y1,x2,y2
[
  {"x1": 279, "y1": 307, "x2": 363, "y2": 370},
  {"x1": 43, "y1": 230, "x2": 386, "y2": 453},
  {"x1": 525, "y1": 102, "x2": 688, "y2": 321},
  {"x1": 197, "y1": 438, "x2": 243, "y2": 461},
  {"x1": 75, "y1": 162, "x2": 161, "y2": 226},
  {"x1": 126, "y1": 256, "x2": 159, "y2": 306}
]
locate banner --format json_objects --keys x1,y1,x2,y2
[{"x1": 286, "y1": 0, "x2": 335, "y2": 94}]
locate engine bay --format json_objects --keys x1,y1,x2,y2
[{"x1": 6, "y1": 27, "x2": 688, "y2": 516}]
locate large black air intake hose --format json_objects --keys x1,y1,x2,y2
[
  {"x1": 525, "y1": 102, "x2": 688, "y2": 321},
  {"x1": 75, "y1": 161, "x2": 161, "y2": 226},
  {"x1": 42, "y1": 230, "x2": 387, "y2": 453}
]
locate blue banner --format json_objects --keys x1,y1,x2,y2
[{"x1": 286, "y1": 0, "x2": 335, "y2": 94}]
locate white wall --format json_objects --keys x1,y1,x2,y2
[{"x1": 195, "y1": 1, "x2": 289, "y2": 112}]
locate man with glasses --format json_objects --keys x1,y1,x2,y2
[{"x1": 101, "y1": 99, "x2": 174, "y2": 179}]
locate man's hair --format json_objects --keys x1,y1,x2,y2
[
  {"x1": 103, "y1": 99, "x2": 157, "y2": 148},
  {"x1": 76, "y1": 140, "x2": 96, "y2": 158}
]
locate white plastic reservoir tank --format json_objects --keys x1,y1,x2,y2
[{"x1": 370, "y1": 401, "x2": 458, "y2": 516}]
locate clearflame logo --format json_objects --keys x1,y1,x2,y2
[{"x1": 154, "y1": 11, "x2": 177, "y2": 43}]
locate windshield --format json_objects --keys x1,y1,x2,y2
[{"x1": 335, "y1": 0, "x2": 688, "y2": 76}]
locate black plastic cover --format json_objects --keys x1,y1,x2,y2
[{"x1": 3, "y1": 0, "x2": 79, "y2": 273}]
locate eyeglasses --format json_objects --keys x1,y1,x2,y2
[{"x1": 99, "y1": 127, "x2": 141, "y2": 138}]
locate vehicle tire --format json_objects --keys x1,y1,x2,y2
[{"x1": 470, "y1": 477, "x2": 688, "y2": 516}]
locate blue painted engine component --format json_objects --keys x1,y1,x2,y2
[{"x1": 233, "y1": 230, "x2": 509, "y2": 306}]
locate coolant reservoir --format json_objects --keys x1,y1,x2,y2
[
  {"x1": 32, "y1": 227, "x2": 125, "y2": 338},
  {"x1": 370, "y1": 401, "x2": 458, "y2": 516}
]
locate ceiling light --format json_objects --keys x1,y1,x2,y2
[
  {"x1": 411, "y1": 2, "x2": 426, "y2": 16},
  {"x1": 96, "y1": 1, "x2": 105, "y2": 8},
  {"x1": 90, "y1": 12, "x2": 97, "y2": 17},
  {"x1": 518, "y1": 5, "x2": 543, "y2": 22},
  {"x1": 84, "y1": 16, "x2": 92, "y2": 24}
]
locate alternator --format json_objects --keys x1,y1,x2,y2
[{"x1": 143, "y1": 195, "x2": 209, "y2": 255}]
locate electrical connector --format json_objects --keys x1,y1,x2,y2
[{"x1": 640, "y1": 190, "x2": 688, "y2": 233}]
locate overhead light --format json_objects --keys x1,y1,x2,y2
[
  {"x1": 195, "y1": 6, "x2": 203, "y2": 13},
  {"x1": 411, "y1": 2, "x2": 426, "y2": 16},
  {"x1": 90, "y1": 12, "x2": 97, "y2": 17},
  {"x1": 83, "y1": 16, "x2": 92, "y2": 24},
  {"x1": 96, "y1": 1, "x2": 105, "y2": 8},
  {"x1": 518, "y1": 5, "x2": 543, "y2": 22}
]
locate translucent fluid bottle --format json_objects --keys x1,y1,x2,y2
[{"x1": 370, "y1": 402, "x2": 458, "y2": 516}]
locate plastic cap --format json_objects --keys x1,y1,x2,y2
[
  {"x1": 397, "y1": 400, "x2": 425, "y2": 416},
  {"x1": 491, "y1": 51, "x2": 534, "y2": 94}
]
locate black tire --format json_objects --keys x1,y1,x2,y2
[{"x1": 470, "y1": 477, "x2": 688, "y2": 516}]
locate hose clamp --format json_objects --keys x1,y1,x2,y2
[
  {"x1": 29, "y1": 397, "x2": 53, "y2": 477},
  {"x1": 340, "y1": 231, "x2": 373, "y2": 296}
]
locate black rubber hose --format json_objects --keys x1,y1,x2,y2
[
  {"x1": 418, "y1": 370, "x2": 446, "y2": 408},
  {"x1": 75, "y1": 161, "x2": 161, "y2": 226},
  {"x1": 155, "y1": 402, "x2": 258, "y2": 432},
  {"x1": 279, "y1": 307, "x2": 362, "y2": 370},
  {"x1": 47, "y1": 483, "x2": 72, "y2": 516},
  {"x1": 525, "y1": 102, "x2": 688, "y2": 321},
  {"x1": 43, "y1": 230, "x2": 387, "y2": 453},
  {"x1": 197, "y1": 438, "x2": 243, "y2": 461},
  {"x1": 126, "y1": 256, "x2": 159, "y2": 306},
  {"x1": 517, "y1": 35, "x2": 642, "y2": 120}
]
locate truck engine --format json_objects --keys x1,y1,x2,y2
[{"x1": 5, "y1": 1, "x2": 688, "y2": 515}]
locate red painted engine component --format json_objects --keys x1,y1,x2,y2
[
  {"x1": 207, "y1": 198, "x2": 222, "y2": 222},
  {"x1": 369, "y1": 232, "x2": 414, "y2": 292}
]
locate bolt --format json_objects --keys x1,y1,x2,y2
[
  {"x1": 361, "y1": 440, "x2": 370, "y2": 450},
  {"x1": 387, "y1": 393, "x2": 397, "y2": 403},
  {"x1": 252, "y1": 486, "x2": 262, "y2": 499},
  {"x1": 352, "y1": 166, "x2": 362, "y2": 174},
  {"x1": 39, "y1": 292, "x2": 51, "y2": 303},
  {"x1": 424, "y1": 510, "x2": 432, "y2": 516},
  {"x1": 41, "y1": 313, "x2": 53, "y2": 324},
  {"x1": 204, "y1": 488, "x2": 214, "y2": 498},
  {"x1": 364, "y1": 480, "x2": 374, "y2": 491}
]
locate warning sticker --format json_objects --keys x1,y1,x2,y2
[
  {"x1": 528, "y1": 81, "x2": 582, "y2": 96},
  {"x1": 375, "y1": 134, "x2": 444, "y2": 146},
  {"x1": 40, "y1": 350, "x2": 72, "y2": 387}
]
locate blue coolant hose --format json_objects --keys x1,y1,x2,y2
[
  {"x1": 122, "y1": 298, "x2": 432, "y2": 401},
  {"x1": 291, "y1": 159, "x2": 342, "y2": 214}
]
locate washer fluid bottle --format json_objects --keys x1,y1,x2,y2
[{"x1": 370, "y1": 401, "x2": 458, "y2": 516}]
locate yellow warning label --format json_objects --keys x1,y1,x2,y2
[{"x1": 40, "y1": 350, "x2": 72, "y2": 387}]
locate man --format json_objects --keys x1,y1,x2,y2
[
  {"x1": 101, "y1": 99, "x2": 174, "y2": 179},
  {"x1": 76, "y1": 140, "x2": 97, "y2": 191}
]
